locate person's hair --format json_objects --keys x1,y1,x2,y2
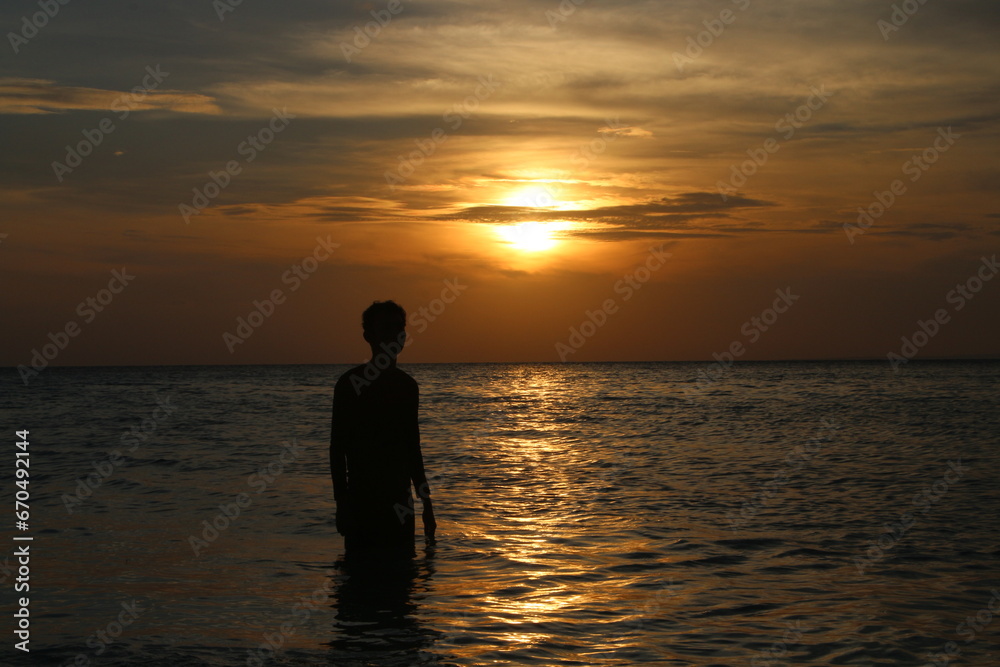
[{"x1": 362, "y1": 300, "x2": 406, "y2": 334}]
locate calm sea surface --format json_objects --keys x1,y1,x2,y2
[{"x1": 2, "y1": 361, "x2": 999, "y2": 666}]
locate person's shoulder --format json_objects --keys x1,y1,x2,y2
[
  {"x1": 394, "y1": 367, "x2": 419, "y2": 389},
  {"x1": 334, "y1": 364, "x2": 369, "y2": 390},
  {"x1": 336, "y1": 364, "x2": 368, "y2": 380}
]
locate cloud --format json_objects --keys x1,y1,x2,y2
[
  {"x1": 0, "y1": 78, "x2": 221, "y2": 115},
  {"x1": 434, "y1": 191, "x2": 784, "y2": 241}
]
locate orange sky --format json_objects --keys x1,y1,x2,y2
[{"x1": 1, "y1": 0, "x2": 998, "y2": 369}]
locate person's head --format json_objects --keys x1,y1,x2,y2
[{"x1": 362, "y1": 300, "x2": 407, "y2": 357}]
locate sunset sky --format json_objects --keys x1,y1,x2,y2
[{"x1": 1, "y1": 0, "x2": 998, "y2": 368}]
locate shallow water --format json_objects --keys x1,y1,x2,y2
[{"x1": 2, "y1": 361, "x2": 999, "y2": 665}]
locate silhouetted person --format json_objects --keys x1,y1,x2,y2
[{"x1": 330, "y1": 300, "x2": 436, "y2": 560}]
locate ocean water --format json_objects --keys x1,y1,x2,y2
[{"x1": 2, "y1": 361, "x2": 999, "y2": 666}]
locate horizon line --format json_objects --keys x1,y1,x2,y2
[{"x1": 5, "y1": 356, "x2": 1000, "y2": 372}]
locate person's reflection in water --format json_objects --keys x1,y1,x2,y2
[
  {"x1": 328, "y1": 300, "x2": 440, "y2": 662},
  {"x1": 330, "y1": 299, "x2": 436, "y2": 559},
  {"x1": 327, "y1": 552, "x2": 442, "y2": 664}
]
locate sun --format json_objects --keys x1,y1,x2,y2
[
  {"x1": 496, "y1": 221, "x2": 557, "y2": 252},
  {"x1": 491, "y1": 181, "x2": 577, "y2": 253},
  {"x1": 504, "y1": 185, "x2": 558, "y2": 209}
]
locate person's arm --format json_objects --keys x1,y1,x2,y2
[
  {"x1": 330, "y1": 375, "x2": 352, "y2": 535},
  {"x1": 408, "y1": 382, "x2": 436, "y2": 542}
]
